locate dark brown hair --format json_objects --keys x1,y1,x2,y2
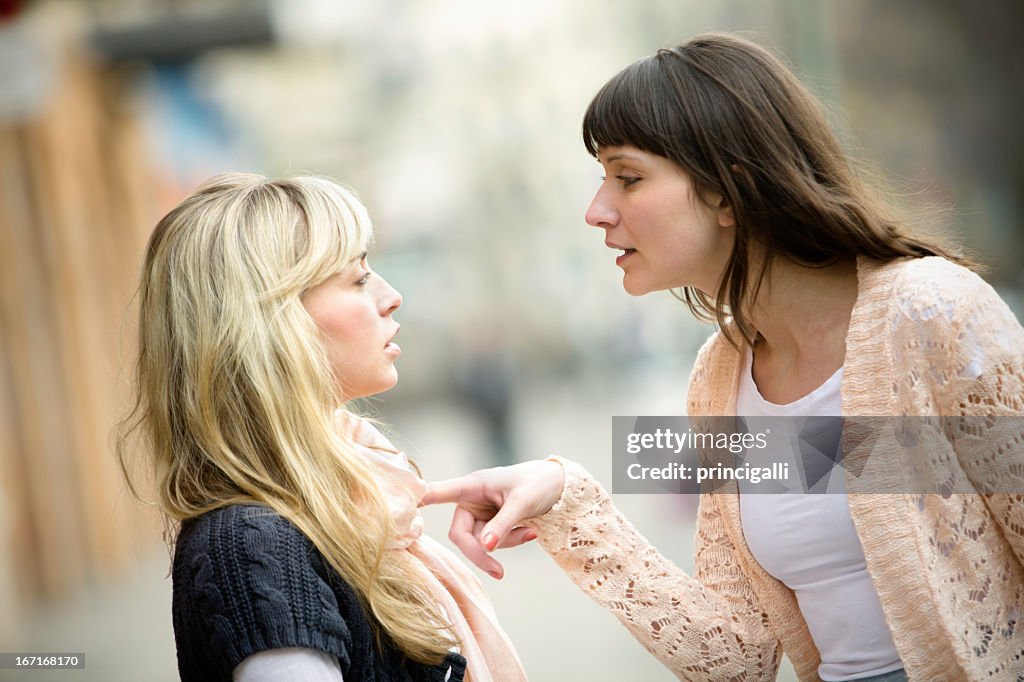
[{"x1": 582, "y1": 32, "x2": 971, "y2": 346}]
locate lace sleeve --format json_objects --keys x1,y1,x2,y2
[
  {"x1": 525, "y1": 459, "x2": 779, "y2": 681},
  {"x1": 938, "y1": 274, "x2": 1024, "y2": 568}
]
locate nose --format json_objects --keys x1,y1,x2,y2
[
  {"x1": 378, "y1": 276, "x2": 402, "y2": 316},
  {"x1": 585, "y1": 185, "x2": 618, "y2": 229}
]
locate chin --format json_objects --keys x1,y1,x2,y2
[
  {"x1": 622, "y1": 277, "x2": 652, "y2": 297},
  {"x1": 340, "y1": 372, "x2": 399, "y2": 402},
  {"x1": 374, "y1": 373, "x2": 399, "y2": 396}
]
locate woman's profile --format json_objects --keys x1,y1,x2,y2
[
  {"x1": 424, "y1": 33, "x2": 1024, "y2": 682},
  {"x1": 118, "y1": 173, "x2": 525, "y2": 681}
]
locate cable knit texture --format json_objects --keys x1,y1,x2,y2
[
  {"x1": 172, "y1": 504, "x2": 466, "y2": 682},
  {"x1": 527, "y1": 257, "x2": 1024, "y2": 681}
]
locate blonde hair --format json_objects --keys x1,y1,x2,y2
[{"x1": 118, "y1": 173, "x2": 453, "y2": 663}]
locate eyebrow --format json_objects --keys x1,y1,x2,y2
[{"x1": 602, "y1": 152, "x2": 644, "y2": 164}]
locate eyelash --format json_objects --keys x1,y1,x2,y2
[
  {"x1": 356, "y1": 272, "x2": 371, "y2": 286},
  {"x1": 600, "y1": 175, "x2": 641, "y2": 188}
]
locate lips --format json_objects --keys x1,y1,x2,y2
[
  {"x1": 605, "y1": 240, "x2": 631, "y2": 251},
  {"x1": 611, "y1": 245, "x2": 637, "y2": 267},
  {"x1": 384, "y1": 325, "x2": 401, "y2": 354}
]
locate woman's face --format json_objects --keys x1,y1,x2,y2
[
  {"x1": 302, "y1": 255, "x2": 403, "y2": 402},
  {"x1": 585, "y1": 145, "x2": 734, "y2": 296}
]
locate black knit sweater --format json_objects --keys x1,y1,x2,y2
[{"x1": 171, "y1": 504, "x2": 466, "y2": 681}]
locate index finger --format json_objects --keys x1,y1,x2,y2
[{"x1": 420, "y1": 476, "x2": 476, "y2": 507}]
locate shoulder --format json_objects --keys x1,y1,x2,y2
[
  {"x1": 175, "y1": 503, "x2": 303, "y2": 554},
  {"x1": 855, "y1": 256, "x2": 1019, "y2": 341},
  {"x1": 172, "y1": 505, "x2": 360, "y2": 681},
  {"x1": 173, "y1": 504, "x2": 355, "y2": 611},
  {"x1": 174, "y1": 504, "x2": 330, "y2": 565},
  {"x1": 867, "y1": 256, "x2": 1002, "y2": 314},
  {"x1": 872, "y1": 257, "x2": 1022, "y2": 341},
  {"x1": 174, "y1": 504, "x2": 337, "y2": 598},
  {"x1": 865, "y1": 257, "x2": 1024, "y2": 413}
]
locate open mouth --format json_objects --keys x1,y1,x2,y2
[
  {"x1": 616, "y1": 248, "x2": 637, "y2": 265},
  {"x1": 385, "y1": 327, "x2": 401, "y2": 353}
]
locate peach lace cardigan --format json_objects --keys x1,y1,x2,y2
[{"x1": 527, "y1": 257, "x2": 1024, "y2": 681}]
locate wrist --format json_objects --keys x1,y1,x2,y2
[{"x1": 542, "y1": 456, "x2": 567, "y2": 514}]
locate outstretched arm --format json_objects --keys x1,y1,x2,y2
[{"x1": 423, "y1": 459, "x2": 781, "y2": 680}]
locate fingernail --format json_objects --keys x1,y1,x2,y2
[
  {"x1": 523, "y1": 530, "x2": 538, "y2": 542},
  {"x1": 488, "y1": 569, "x2": 502, "y2": 580},
  {"x1": 482, "y1": 532, "x2": 498, "y2": 551}
]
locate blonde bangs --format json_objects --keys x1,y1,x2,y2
[{"x1": 264, "y1": 176, "x2": 375, "y2": 302}]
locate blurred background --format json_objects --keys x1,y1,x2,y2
[{"x1": 1, "y1": 0, "x2": 1022, "y2": 680}]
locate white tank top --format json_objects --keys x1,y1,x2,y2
[{"x1": 736, "y1": 347, "x2": 903, "y2": 681}]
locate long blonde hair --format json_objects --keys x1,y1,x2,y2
[{"x1": 118, "y1": 173, "x2": 453, "y2": 663}]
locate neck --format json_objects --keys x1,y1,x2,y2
[{"x1": 747, "y1": 256, "x2": 859, "y2": 359}]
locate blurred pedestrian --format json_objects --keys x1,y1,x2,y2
[{"x1": 455, "y1": 328, "x2": 517, "y2": 466}]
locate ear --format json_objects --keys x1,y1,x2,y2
[
  {"x1": 716, "y1": 197, "x2": 735, "y2": 228},
  {"x1": 707, "y1": 191, "x2": 735, "y2": 228},
  {"x1": 714, "y1": 163, "x2": 748, "y2": 229}
]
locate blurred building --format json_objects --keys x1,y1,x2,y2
[{"x1": 0, "y1": 0, "x2": 162, "y2": 645}]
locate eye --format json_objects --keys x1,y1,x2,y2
[
  {"x1": 616, "y1": 175, "x2": 640, "y2": 188},
  {"x1": 355, "y1": 271, "x2": 371, "y2": 286}
]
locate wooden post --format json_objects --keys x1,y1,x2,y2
[{"x1": 0, "y1": 7, "x2": 164, "y2": 612}]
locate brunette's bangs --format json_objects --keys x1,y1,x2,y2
[{"x1": 582, "y1": 58, "x2": 671, "y2": 158}]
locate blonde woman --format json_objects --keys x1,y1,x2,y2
[{"x1": 118, "y1": 173, "x2": 526, "y2": 682}]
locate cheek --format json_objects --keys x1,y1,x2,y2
[
  {"x1": 308, "y1": 302, "x2": 366, "y2": 356},
  {"x1": 317, "y1": 309, "x2": 356, "y2": 340}
]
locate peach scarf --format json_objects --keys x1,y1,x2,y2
[{"x1": 343, "y1": 413, "x2": 527, "y2": 682}]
